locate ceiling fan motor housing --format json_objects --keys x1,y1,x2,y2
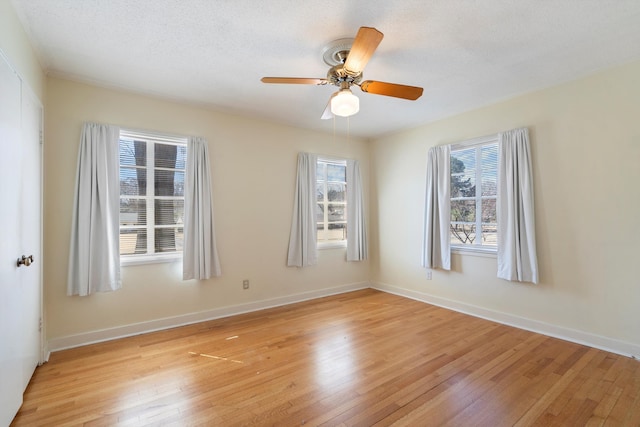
[{"x1": 327, "y1": 64, "x2": 363, "y2": 86}]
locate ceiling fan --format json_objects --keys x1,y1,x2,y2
[{"x1": 261, "y1": 26, "x2": 424, "y2": 119}]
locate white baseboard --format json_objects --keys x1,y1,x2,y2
[
  {"x1": 48, "y1": 281, "x2": 369, "y2": 352},
  {"x1": 371, "y1": 281, "x2": 640, "y2": 360}
]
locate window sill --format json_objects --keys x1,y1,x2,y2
[
  {"x1": 451, "y1": 246, "x2": 497, "y2": 258},
  {"x1": 318, "y1": 241, "x2": 347, "y2": 250},
  {"x1": 120, "y1": 253, "x2": 182, "y2": 266}
]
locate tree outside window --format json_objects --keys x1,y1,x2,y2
[
  {"x1": 119, "y1": 132, "x2": 186, "y2": 258},
  {"x1": 450, "y1": 142, "x2": 497, "y2": 249}
]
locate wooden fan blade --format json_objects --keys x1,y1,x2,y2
[
  {"x1": 343, "y1": 27, "x2": 384, "y2": 76},
  {"x1": 261, "y1": 77, "x2": 327, "y2": 85},
  {"x1": 360, "y1": 80, "x2": 424, "y2": 100},
  {"x1": 321, "y1": 93, "x2": 337, "y2": 120}
]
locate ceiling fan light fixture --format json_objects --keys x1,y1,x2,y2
[{"x1": 331, "y1": 88, "x2": 359, "y2": 117}]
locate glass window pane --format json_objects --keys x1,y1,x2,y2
[
  {"x1": 120, "y1": 198, "x2": 146, "y2": 226},
  {"x1": 316, "y1": 162, "x2": 326, "y2": 180},
  {"x1": 155, "y1": 199, "x2": 184, "y2": 226},
  {"x1": 316, "y1": 158, "x2": 347, "y2": 244},
  {"x1": 155, "y1": 227, "x2": 183, "y2": 253},
  {"x1": 119, "y1": 139, "x2": 135, "y2": 166},
  {"x1": 327, "y1": 183, "x2": 345, "y2": 202},
  {"x1": 451, "y1": 200, "x2": 475, "y2": 222},
  {"x1": 317, "y1": 203, "x2": 324, "y2": 222},
  {"x1": 120, "y1": 229, "x2": 147, "y2": 255},
  {"x1": 175, "y1": 171, "x2": 185, "y2": 197},
  {"x1": 118, "y1": 134, "x2": 188, "y2": 256},
  {"x1": 481, "y1": 224, "x2": 497, "y2": 246},
  {"x1": 120, "y1": 166, "x2": 146, "y2": 195},
  {"x1": 316, "y1": 182, "x2": 324, "y2": 202},
  {"x1": 119, "y1": 139, "x2": 146, "y2": 167},
  {"x1": 327, "y1": 223, "x2": 346, "y2": 240},
  {"x1": 328, "y1": 204, "x2": 345, "y2": 222},
  {"x1": 481, "y1": 198, "x2": 496, "y2": 223},
  {"x1": 450, "y1": 224, "x2": 476, "y2": 245},
  {"x1": 154, "y1": 143, "x2": 186, "y2": 169},
  {"x1": 481, "y1": 144, "x2": 498, "y2": 197},
  {"x1": 176, "y1": 145, "x2": 187, "y2": 169},
  {"x1": 451, "y1": 148, "x2": 476, "y2": 198},
  {"x1": 316, "y1": 223, "x2": 325, "y2": 243},
  {"x1": 155, "y1": 170, "x2": 184, "y2": 197},
  {"x1": 327, "y1": 163, "x2": 346, "y2": 182},
  {"x1": 450, "y1": 142, "x2": 498, "y2": 250}
]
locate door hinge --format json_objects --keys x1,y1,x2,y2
[
  {"x1": 39, "y1": 317, "x2": 43, "y2": 332},
  {"x1": 39, "y1": 130, "x2": 44, "y2": 145}
]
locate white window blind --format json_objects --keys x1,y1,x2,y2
[
  {"x1": 316, "y1": 158, "x2": 347, "y2": 245},
  {"x1": 450, "y1": 138, "x2": 498, "y2": 250},
  {"x1": 119, "y1": 131, "x2": 187, "y2": 259}
]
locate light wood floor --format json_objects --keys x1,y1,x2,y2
[{"x1": 12, "y1": 289, "x2": 640, "y2": 426}]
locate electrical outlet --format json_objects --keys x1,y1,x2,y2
[
  {"x1": 426, "y1": 270, "x2": 432, "y2": 280},
  {"x1": 243, "y1": 279, "x2": 250, "y2": 289}
]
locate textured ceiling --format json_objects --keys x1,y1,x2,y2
[{"x1": 11, "y1": 0, "x2": 640, "y2": 138}]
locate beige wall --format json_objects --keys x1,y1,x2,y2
[
  {"x1": 371, "y1": 60, "x2": 640, "y2": 350},
  {"x1": 44, "y1": 77, "x2": 370, "y2": 340},
  {"x1": 6, "y1": 0, "x2": 639, "y2": 353},
  {"x1": 0, "y1": 0, "x2": 44, "y2": 99}
]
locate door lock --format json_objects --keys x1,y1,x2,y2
[{"x1": 17, "y1": 255, "x2": 34, "y2": 267}]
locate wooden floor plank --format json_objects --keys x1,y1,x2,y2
[{"x1": 11, "y1": 289, "x2": 640, "y2": 426}]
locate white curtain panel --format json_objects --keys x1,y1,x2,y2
[
  {"x1": 346, "y1": 159, "x2": 368, "y2": 261},
  {"x1": 183, "y1": 136, "x2": 221, "y2": 280},
  {"x1": 67, "y1": 122, "x2": 121, "y2": 296},
  {"x1": 497, "y1": 128, "x2": 539, "y2": 283},
  {"x1": 422, "y1": 145, "x2": 451, "y2": 270},
  {"x1": 287, "y1": 152, "x2": 318, "y2": 267}
]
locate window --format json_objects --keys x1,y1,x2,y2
[
  {"x1": 119, "y1": 130, "x2": 187, "y2": 261},
  {"x1": 316, "y1": 158, "x2": 347, "y2": 245},
  {"x1": 450, "y1": 138, "x2": 498, "y2": 251}
]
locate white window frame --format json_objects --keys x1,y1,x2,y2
[
  {"x1": 119, "y1": 129, "x2": 188, "y2": 265},
  {"x1": 450, "y1": 134, "x2": 498, "y2": 256},
  {"x1": 317, "y1": 156, "x2": 348, "y2": 249}
]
